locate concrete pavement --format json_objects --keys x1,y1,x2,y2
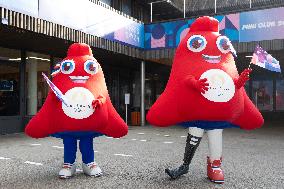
[{"x1": 0, "y1": 124, "x2": 283, "y2": 189}]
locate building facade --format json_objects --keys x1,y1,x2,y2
[{"x1": 1, "y1": 0, "x2": 284, "y2": 134}]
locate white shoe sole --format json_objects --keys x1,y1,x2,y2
[
  {"x1": 59, "y1": 175, "x2": 73, "y2": 179},
  {"x1": 84, "y1": 169, "x2": 103, "y2": 177},
  {"x1": 90, "y1": 172, "x2": 103, "y2": 177}
]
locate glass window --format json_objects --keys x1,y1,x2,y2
[
  {"x1": 52, "y1": 57, "x2": 63, "y2": 71},
  {"x1": 53, "y1": 57, "x2": 63, "y2": 66},
  {"x1": 122, "y1": 0, "x2": 131, "y2": 15},
  {"x1": 145, "y1": 75, "x2": 152, "y2": 110},
  {"x1": 244, "y1": 82, "x2": 249, "y2": 95},
  {"x1": 119, "y1": 74, "x2": 131, "y2": 118},
  {"x1": 104, "y1": 68, "x2": 120, "y2": 110},
  {"x1": 154, "y1": 74, "x2": 167, "y2": 100},
  {"x1": 276, "y1": 79, "x2": 284, "y2": 110},
  {"x1": 132, "y1": 71, "x2": 141, "y2": 110},
  {"x1": 26, "y1": 52, "x2": 51, "y2": 115},
  {"x1": 99, "y1": 0, "x2": 111, "y2": 6},
  {"x1": 252, "y1": 80, "x2": 273, "y2": 111},
  {"x1": 0, "y1": 47, "x2": 21, "y2": 116}
]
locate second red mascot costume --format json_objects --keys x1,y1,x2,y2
[
  {"x1": 25, "y1": 43, "x2": 128, "y2": 178},
  {"x1": 147, "y1": 16, "x2": 264, "y2": 183}
]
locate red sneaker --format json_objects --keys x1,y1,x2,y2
[{"x1": 207, "y1": 157, "x2": 224, "y2": 184}]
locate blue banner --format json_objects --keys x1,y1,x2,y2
[
  {"x1": 2, "y1": 0, "x2": 284, "y2": 50},
  {"x1": 239, "y1": 7, "x2": 284, "y2": 42},
  {"x1": 145, "y1": 14, "x2": 239, "y2": 50}
]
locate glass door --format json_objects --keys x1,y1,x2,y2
[{"x1": 0, "y1": 47, "x2": 21, "y2": 134}]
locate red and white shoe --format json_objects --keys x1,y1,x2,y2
[
  {"x1": 59, "y1": 163, "x2": 76, "y2": 179},
  {"x1": 207, "y1": 157, "x2": 224, "y2": 184},
  {"x1": 82, "y1": 162, "x2": 102, "y2": 177}
]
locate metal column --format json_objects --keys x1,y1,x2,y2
[
  {"x1": 27, "y1": 54, "x2": 38, "y2": 116},
  {"x1": 150, "y1": 3, "x2": 153, "y2": 22},
  {"x1": 20, "y1": 50, "x2": 26, "y2": 118},
  {"x1": 141, "y1": 61, "x2": 145, "y2": 126},
  {"x1": 183, "y1": 0, "x2": 186, "y2": 18},
  {"x1": 214, "y1": 0, "x2": 217, "y2": 14}
]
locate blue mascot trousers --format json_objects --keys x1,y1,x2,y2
[{"x1": 63, "y1": 136, "x2": 94, "y2": 164}]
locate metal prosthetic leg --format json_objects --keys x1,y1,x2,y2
[{"x1": 165, "y1": 133, "x2": 202, "y2": 179}]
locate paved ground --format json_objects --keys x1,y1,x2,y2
[{"x1": 0, "y1": 124, "x2": 283, "y2": 189}]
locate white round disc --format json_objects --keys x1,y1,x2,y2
[
  {"x1": 62, "y1": 87, "x2": 95, "y2": 119},
  {"x1": 199, "y1": 69, "x2": 235, "y2": 102}
]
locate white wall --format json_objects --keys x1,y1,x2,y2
[{"x1": 0, "y1": 0, "x2": 38, "y2": 17}]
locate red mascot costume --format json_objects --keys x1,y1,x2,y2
[
  {"x1": 25, "y1": 43, "x2": 128, "y2": 178},
  {"x1": 147, "y1": 16, "x2": 263, "y2": 183}
]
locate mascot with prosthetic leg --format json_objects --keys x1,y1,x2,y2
[
  {"x1": 147, "y1": 16, "x2": 263, "y2": 184},
  {"x1": 25, "y1": 43, "x2": 128, "y2": 178}
]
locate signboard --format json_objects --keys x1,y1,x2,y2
[
  {"x1": 239, "y1": 7, "x2": 284, "y2": 42},
  {"x1": 0, "y1": 80, "x2": 13, "y2": 91},
  {"x1": 145, "y1": 7, "x2": 284, "y2": 48},
  {"x1": 39, "y1": 0, "x2": 144, "y2": 48},
  {"x1": 145, "y1": 19, "x2": 194, "y2": 49},
  {"x1": 145, "y1": 14, "x2": 239, "y2": 50},
  {"x1": 3, "y1": 0, "x2": 284, "y2": 48},
  {"x1": 125, "y1": 93, "x2": 130, "y2": 105},
  {"x1": 85, "y1": 3, "x2": 144, "y2": 48}
]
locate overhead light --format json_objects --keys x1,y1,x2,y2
[
  {"x1": 1, "y1": 18, "x2": 8, "y2": 25},
  {"x1": 245, "y1": 56, "x2": 253, "y2": 58},
  {"x1": 9, "y1": 58, "x2": 21, "y2": 61},
  {"x1": 149, "y1": 0, "x2": 171, "y2": 4},
  {"x1": 8, "y1": 57, "x2": 51, "y2": 62},
  {"x1": 27, "y1": 56, "x2": 50, "y2": 62}
]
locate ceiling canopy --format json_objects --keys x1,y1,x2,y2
[{"x1": 140, "y1": 0, "x2": 284, "y2": 22}]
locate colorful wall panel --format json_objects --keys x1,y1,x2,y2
[
  {"x1": 239, "y1": 7, "x2": 284, "y2": 42},
  {"x1": 145, "y1": 14, "x2": 240, "y2": 50},
  {"x1": 145, "y1": 14, "x2": 239, "y2": 50}
]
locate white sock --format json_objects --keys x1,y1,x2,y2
[
  {"x1": 188, "y1": 127, "x2": 204, "y2": 138},
  {"x1": 207, "y1": 129, "x2": 223, "y2": 161}
]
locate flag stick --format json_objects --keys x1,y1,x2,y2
[
  {"x1": 248, "y1": 61, "x2": 252, "y2": 69},
  {"x1": 246, "y1": 55, "x2": 253, "y2": 69},
  {"x1": 247, "y1": 62, "x2": 253, "y2": 78}
]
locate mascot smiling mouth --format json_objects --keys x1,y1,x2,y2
[
  {"x1": 69, "y1": 76, "x2": 89, "y2": 83},
  {"x1": 202, "y1": 54, "x2": 221, "y2": 64}
]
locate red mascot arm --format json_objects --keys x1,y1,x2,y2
[
  {"x1": 92, "y1": 95, "x2": 106, "y2": 109},
  {"x1": 234, "y1": 68, "x2": 252, "y2": 89},
  {"x1": 184, "y1": 75, "x2": 209, "y2": 94}
]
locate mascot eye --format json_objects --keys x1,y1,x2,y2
[
  {"x1": 60, "y1": 60, "x2": 75, "y2": 74},
  {"x1": 187, "y1": 35, "x2": 207, "y2": 52},
  {"x1": 84, "y1": 60, "x2": 99, "y2": 75},
  {"x1": 216, "y1": 36, "x2": 232, "y2": 54}
]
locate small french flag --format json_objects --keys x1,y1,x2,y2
[
  {"x1": 251, "y1": 45, "x2": 281, "y2": 73},
  {"x1": 42, "y1": 72, "x2": 68, "y2": 106}
]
